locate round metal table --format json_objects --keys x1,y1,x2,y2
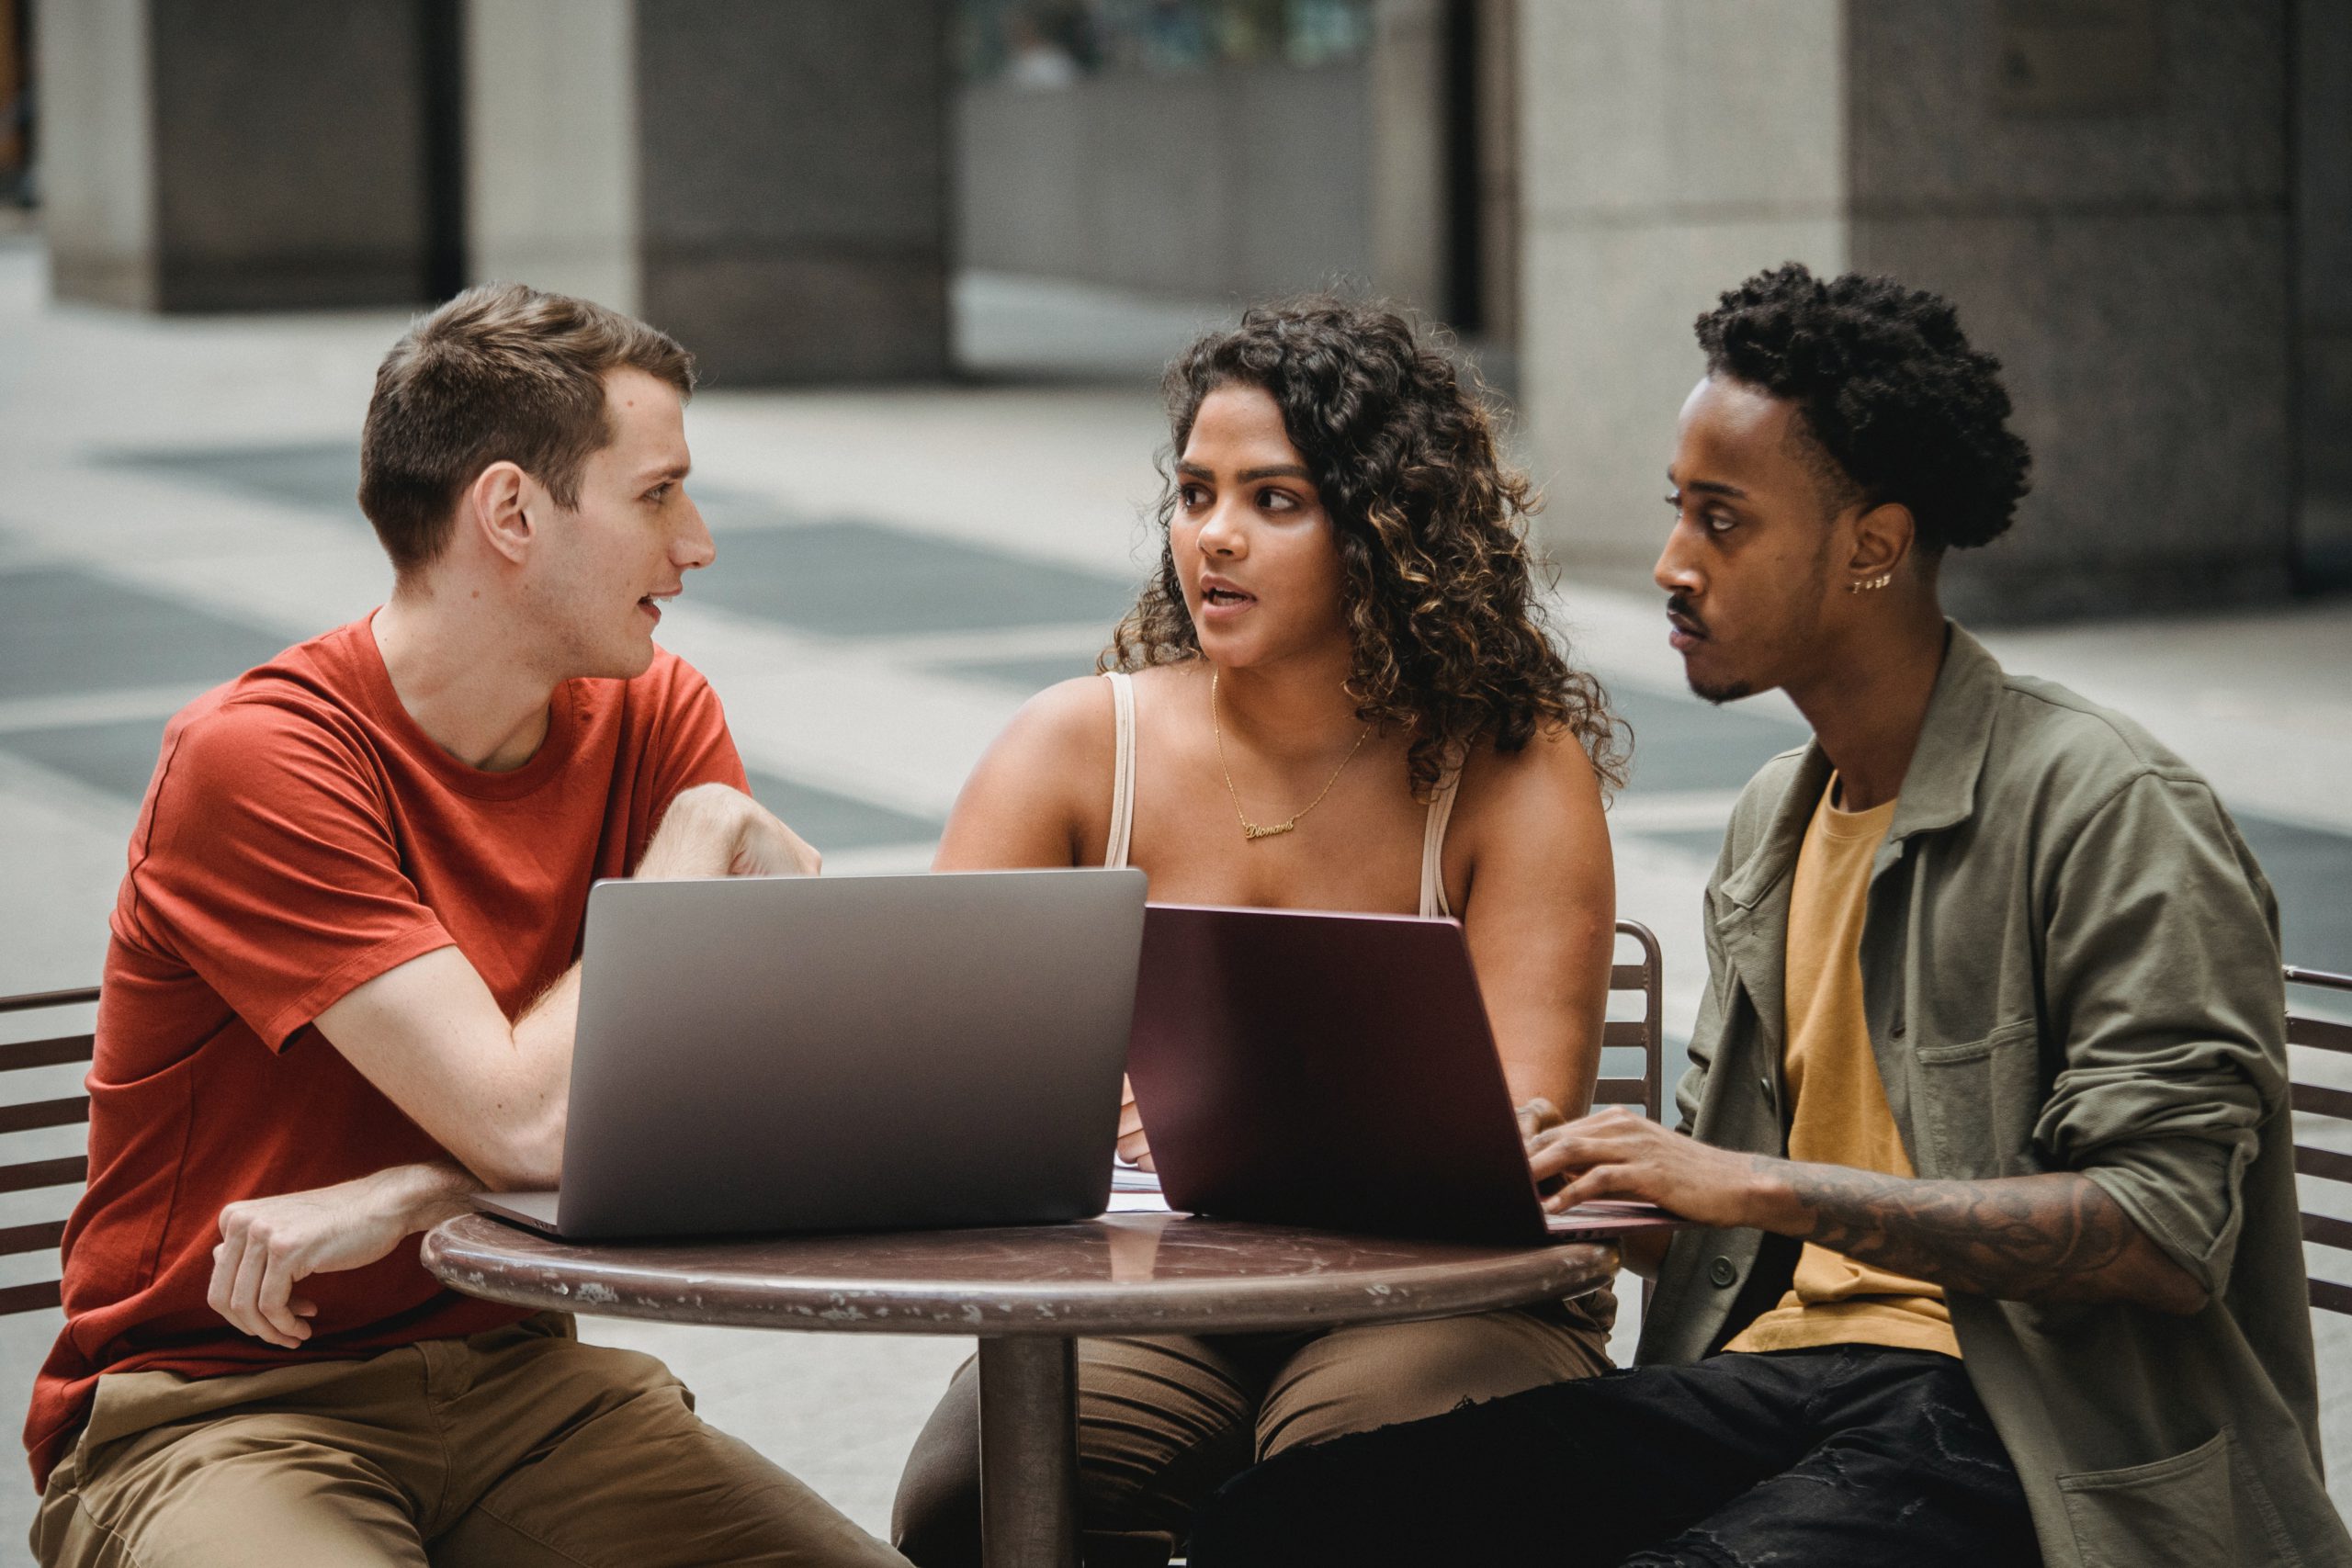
[{"x1": 423, "y1": 1211, "x2": 1613, "y2": 1568}]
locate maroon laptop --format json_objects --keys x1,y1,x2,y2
[{"x1": 1125, "y1": 903, "x2": 1690, "y2": 1247}]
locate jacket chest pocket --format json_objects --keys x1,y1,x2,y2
[{"x1": 1912, "y1": 1020, "x2": 2041, "y2": 1179}]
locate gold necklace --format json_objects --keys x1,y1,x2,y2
[{"x1": 1211, "y1": 669, "x2": 1372, "y2": 841}]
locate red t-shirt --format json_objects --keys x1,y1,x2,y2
[{"x1": 26, "y1": 616, "x2": 746, "y2": 1486}]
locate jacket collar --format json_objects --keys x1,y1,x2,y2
[{"x1": 1719, "y1": 620, "x2": 2003, "y2": 912}]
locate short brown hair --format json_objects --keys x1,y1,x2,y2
[{"x1": 358, "y1": 282, "x2": 696, "y2": 575}]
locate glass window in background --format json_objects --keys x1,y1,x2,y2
[{"x1": 957, "y1": 0, "x2": 1373, "y2": 86}]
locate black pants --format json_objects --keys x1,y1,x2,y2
[{"x1": 1185, "y1": 1346, "x2": 2039, "y2": 1568}]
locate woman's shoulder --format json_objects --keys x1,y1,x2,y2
[
  {"x1": 1464, "y1": 714, "x2": 1601, "y2": 788},
  {"x1": 939, "y1": 675, "x2": 1121, "y2": 863},
  {"x1": 1125, "y1": 660, "x2": 1205, "y2": 696},
  {"x1": 991, "y1": 673, "x2": 1119, "y2": 770},
  {"x1": 1452, "y1": 717, "x2": 1608, "y2": 842}
]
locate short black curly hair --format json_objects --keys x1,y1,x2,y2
[
  {"x1": 1106, "y1": 296, "x2": 1625, "y2": 799},
  {"x1": 1695, "y1": 263, "x2": 2031, "y2": 552}
]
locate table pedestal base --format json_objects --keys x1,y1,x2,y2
[{"x1": 978, "y1": 1336, "x2": 1080, "y2": 1568}]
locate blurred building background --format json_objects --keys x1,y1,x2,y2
[
  {"x1": 19, "y1": 0, "x2": 2352, "y2": 615},
  {"x1": 3, "y1": 0, "x2": 2350, "y2": 1547}
]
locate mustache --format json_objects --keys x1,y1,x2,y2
[{"x1": 1666, "y1": 593, "x2": 1708, "y2": 636}]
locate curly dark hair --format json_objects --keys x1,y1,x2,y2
[
  {"x1": 1103, "y1": 297, "x2": 1625, "y2": 800},
  {"x1": 1695, "y1": 263, "x2": 2032, "y2": 552}
]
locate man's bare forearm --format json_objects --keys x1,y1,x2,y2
[
  {"x1": 1751, "y1": 1160, "x2": 2207, "y2": 1314},
  {"x1": 368, "y1": 1158, "x2": 481, "y2": 1226}
]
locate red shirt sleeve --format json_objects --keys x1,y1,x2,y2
[
  {"x1": 120, "y1": 695, "x2": 453, "y2": 1050},
  {"x1": 636, "y1": 654, "x2": 751, "y2": 854}
]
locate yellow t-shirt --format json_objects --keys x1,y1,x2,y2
[{"x1": 1724, "y1": 776, "x2": 1962, "y2": 1359}]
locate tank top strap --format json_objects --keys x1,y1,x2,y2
[
  {"x1": 1419, "y1": 764, "x2": 1462, "y2": 919},
  {"x1": 1109, "y1": 669, "x2": 1453, "y2": 910},
  {"x1": 1103, "y1": 671, "x2": 1136, "y2": 870}
]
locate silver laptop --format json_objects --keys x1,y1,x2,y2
[{"x1": 475, "y1": 867, "x2": 1148, "y2": 1239}]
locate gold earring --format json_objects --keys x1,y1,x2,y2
[{"x1": 1847, "y1": 572, "x2": 1893, "y2": 594}]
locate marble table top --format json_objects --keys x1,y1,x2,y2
[{"x1": 422, "y1": 1210, "x2": 1615, "y2": 1337}]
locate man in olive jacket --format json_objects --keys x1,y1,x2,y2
[{"x1": 1188, "y1": 265, "x2": 2348, "y2": 1567}]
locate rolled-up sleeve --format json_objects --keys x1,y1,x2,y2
[{"x1": 2032, "y1": 772, "x2": 2285, "y2": 1298}]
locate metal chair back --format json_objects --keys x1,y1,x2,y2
[
  {"x1": 1593, "y1": 920, "x2": 1664, "y2": 1319},
  {"x1": 2290, "y1": 964, "x2": 2352, "y2": 1315},
  {"x1": 0, "y1": 986, "x2": 98, "y2": 1315},
  {"x1": 1593, "y1": 919, "x2": 1665, "y2": 1123}
]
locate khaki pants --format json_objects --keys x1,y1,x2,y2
[
  {"x1": 891, "y1": 1288, "x2": 1615, "y2": 1568},
  {"x1": 33, "y1": 1314, "x2": 908, "y2": 1568}
]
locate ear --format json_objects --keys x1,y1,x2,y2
[
  {"x1": 463, "y1": 461, "x2": 537, "y2": 567},
  {"x1": 1845, "y1": 501, "x2": 1917, "y2": 584}
]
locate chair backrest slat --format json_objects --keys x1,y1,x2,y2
[
  {"x1": 2293, "y1": 1082, "x2": 2352, "y2": 1122},
  {"x1": 0, "y1": 1097, "x2": 93, "y2": 1136},
  {"x1": 2288, "y1": 964, "x2": 2352, "y2": 1316},
  {"x1": 0, "y1": 1281, "x2": 62, "y2": 1315},
  {"x1": 2290, "y1": 1015, "x2": 2352, "y2": 1055},
  {"x1": 0, "y1": 1035, "x2": 97, "y2": 1074},
  {"x1": 2302, "y1": 1212, "x2": 2352, "y2": 1252},
  {"x1": 1599, "y1": 1020, "x2": 1651, "y2": 1053},
  {"x1": 2298, "y1": 1144, "x2": 2352, "y2": 1186},
  {"x1": 0, "y1": 1156, "x2": 88, "y2": 1197},
  {"x1": 0, "y1": 988, "x2": 100, "y2": 1017},
  {"x1": 2312, "y1": 1278, "x2": 2352, "y2": 1317},
  {"x1": 0, "y1": 1220, "x2": 68, "y2": 1258}
]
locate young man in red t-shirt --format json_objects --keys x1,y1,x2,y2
[{"x1": 28, "y1": 284, "x2": 910, "y2": 1567}]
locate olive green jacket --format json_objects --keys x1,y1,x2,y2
[{"x1": 1635, "y1": 625, "x2": 2349, "y2": 1566}]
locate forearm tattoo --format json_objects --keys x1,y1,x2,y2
[{"x1": 1765, "y1": 1163, "x2": 2167, "y2": 1305}]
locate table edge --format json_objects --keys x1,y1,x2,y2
[{"x1": 421, "y1": 1220, "x2": 1618, "y2": 1337}]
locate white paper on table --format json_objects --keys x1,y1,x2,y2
[
  {"x1": 1105, "y1": 1188, "x2": 1176, "y2": 1213},
  {"x1": 1107, "y1": 1163, "x2": 1173, "y2": 1213}
]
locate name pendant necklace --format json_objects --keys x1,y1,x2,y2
[{"x1": 1211, "y1": 668, "x2": 1371, "y2": 841}]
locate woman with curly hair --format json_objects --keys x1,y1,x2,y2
[{"x1": 891, "y1": 297, "x2": 1628, "y2": 1567}]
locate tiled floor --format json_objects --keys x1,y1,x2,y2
[
  {"x1": 3, "y1": 242, "x2": 2349, "y2": 1545},
  {"x1": 0, "y1": 566, "x2": 288, "y2": 702},
  {"x1": 744, "y1": 769, "x2": 943, "y2": 852},
  {"x1": 684, "y1": 518, "x2": 1140, "y2": 638}
]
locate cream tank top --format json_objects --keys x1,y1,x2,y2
[{"x1": 1100, "y1": 671, "x2": 1460, "y2": 919}]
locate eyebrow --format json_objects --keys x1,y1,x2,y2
[
  {"x1": 637, "y1": 461, "x2": 690, "y2": 485},
  {"x1": 1175, "y1": 460, "x2": 1314, "y2": 483},
  {"x1": 1668, "y1": 471, "x2": 1747, "y2": 499}
]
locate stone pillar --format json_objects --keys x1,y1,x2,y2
[
  {"x1": 1516, "y1": 0, "x2": 2300, "y2": 621},
  {"x1": 1847, "y1": 0, "x2": 2293, "y2": 621},
  {"x1": 1515, "y1": 0, "x2": 1848, "y2": 575},
  {"x1": 36, "y1": 0, "x2": 153, "y2": 307},
  {"x1": 37, "y1": 0, "x2": 458, "y2": 311},
  {"x1": 468, "y1": 0, "x2": 951, "y2": 385},
  {"x1": 2297, "y1": 0, "x2": 2352, "y2": 587},
  {"x1": 1368, "y1": 0, "x2": 1448, "y2": 312},
  {"x1": 464, "y1": 0, "x2": 639, "y2": 312},
  {"x1": 1469, "y1": 0, "x2": 1521, "y2": 347}
]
